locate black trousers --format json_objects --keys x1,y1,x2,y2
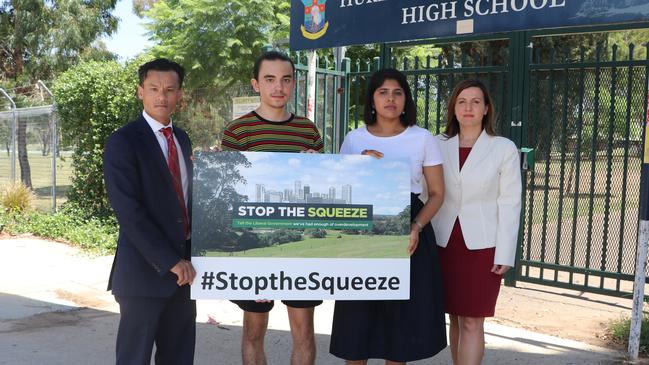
[{"x1": 115, "y1": 285, "x2": 196, "y2": 365}]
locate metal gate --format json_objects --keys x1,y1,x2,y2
[
  {"x1": 519, "y1": 27, "x2": 649, "y2": 298},
  {"x1": 293, "y1": 54, "x2": 346, "y2": 153},
  {"x1": 339, "y1": 24, "x2": 649, "y2": 298}
]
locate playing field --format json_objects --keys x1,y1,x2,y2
[
  {"x1": 0, "y1": 150, "x2": 73, "y2": 211},
  {"x1": 205, "y1": 232, "x2": 410, "y2": 258}
]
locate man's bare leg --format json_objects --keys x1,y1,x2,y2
[
  {"x1": 287, "y1": 306, "x2": 316, "y2": 365},
  {"x1": 241, "y1": 311, "x2": 269, "y2": 365}
]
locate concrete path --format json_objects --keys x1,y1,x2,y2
[{"x1": 0, "y1": 237, "x2": 628, "y2": 364}]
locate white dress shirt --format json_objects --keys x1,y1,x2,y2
[{"x1": 142, "y1": 111, "x2": 189, "y2": 205}]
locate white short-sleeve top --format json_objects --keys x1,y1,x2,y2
[{"x1": 339, "y1": 125, "x2": 443, "y2": 194}]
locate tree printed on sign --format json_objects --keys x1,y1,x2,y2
[{"x1": 192, "y1": 151, "x2": 252, "y2": 255}]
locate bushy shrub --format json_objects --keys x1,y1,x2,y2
[
  {"x1": 0, "y1": 182, "x2": 34, "y2": 213},
  {"x1": 53, "y1": 59, "x2": 143, "y2": 219},
  {"x1": 306, "y1": 228, "x2": 327, "y2": 238},
  {"x1": 260, "y1": 229, "x2": 303, "y2": 246},
  {"x1": 0, "y1": 208, "x2": 118, "y2": 254}
]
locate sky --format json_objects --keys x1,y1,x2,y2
[
  {"x1": 101, "y1": 0, "x2": 152, "y2": 60},
  {"x1": 232, "y1": 152, "x2": 411, "y2": 216}
]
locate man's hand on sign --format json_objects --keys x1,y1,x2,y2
[{"x1": 170, "y1": 259, "x2": 196, "y2": 286}]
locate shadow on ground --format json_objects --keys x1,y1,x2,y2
[{"x1": 0, "y1": 293, "x2": 633, "y2": 365}]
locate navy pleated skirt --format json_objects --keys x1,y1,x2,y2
[{"x1": 329, "y1": 194, "x2": 447, "y2": 362}]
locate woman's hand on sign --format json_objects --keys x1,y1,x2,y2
[{"x1": 361, "y1": 149, "x2": 384, "y2": 159}]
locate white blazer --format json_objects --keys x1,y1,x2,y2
[{"x1": 431, "y1": 130, "x2": 522, "y2": 267}]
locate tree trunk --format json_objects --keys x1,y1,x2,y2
[
  {"x1": 17, "y1": 119, "x2": 31, "y2": 188},
  {"x1": 40, "y1": 126, "x2": 50, "y2": 156},
  {"x1": 12, "y1": 1, "x2": 30, "y2": 187}
]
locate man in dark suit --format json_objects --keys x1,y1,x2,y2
[{"x1": 103, "y1": 58, "x2": 196, "y2": 365}]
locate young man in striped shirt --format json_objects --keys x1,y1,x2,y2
[{"x1": 222, "y1": 51, "x2": 323, "y2": 365}]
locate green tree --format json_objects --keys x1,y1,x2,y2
[
  {"x1": 1, "y1": 0, "x2": 119, "y2": 188},
  {"x1": 236, "y1": 230, "x2": 264, "y2": 251},
  {"x1": 0, "y1": 0, "x2": 118, "y2": 82},
  {"x1": 192, "y1": 151, "x2": 251, "y2": 254},
  {"x1": 175, "y1": 98, "x2": 226, "y2": 149},
  {"x1": 260, "y1": 229, "x2": 303, "y2": 246},
  {"x1": 141, "y1": 0, "x2": 291, "y2": 149},
  {"x1": 144, "y1": 0, "x2": 289, "y2": 89},
  {"x1": 53, "y1": 60, "x2": 141, "y2": 218},
  {"x1": 306, "y1": 228, "x2": 327, "y2": 238}
]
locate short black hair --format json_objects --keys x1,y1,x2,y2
[
  {"x1": 138, "y1": 58, "x2": 185, "y2": 88},
  {"x1": 363, "y1": 68, "x2": 417, "y2": 127},
  {"x1": 253, "y1": 51, "x2": 295, "y2": 80}
]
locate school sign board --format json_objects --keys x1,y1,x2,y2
[
  {"x1": 290, "y1": 0, "x2": 649, "y2": 50},
  {"x1": 190, "y1": 151, "x2": 412, "y2": 300},
  {"x1": 231, "y1": 96, "x2": 260, "y2": 120}
]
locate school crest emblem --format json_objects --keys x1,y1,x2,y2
[{"x1": 301, "y1": 0, "x2": 328, "y2": 40}]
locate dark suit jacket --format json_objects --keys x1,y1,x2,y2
[{"x1": 103, "y1": 116, "x2": 193, "y2": 298}]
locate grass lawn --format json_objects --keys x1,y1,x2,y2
[
  {"x1": 206, "y1": 232, "x2": 410, "y2": 258},
  {"x1": 0, "y1": 150, "x2": 73, "y2": 211}
]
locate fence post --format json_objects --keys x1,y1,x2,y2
[
  {"x1": 306, "y1": 50, "x2": 317, "y2": 122},
  {"x1": 333, "y1": 47, "x2": 347, "y2": 152},
  {"x1": 37, "y1": 80, "x2": 57, "y2": 213},
  {"x1": 379, "y1": 43, "x2": 391, "y2": 69},
  {"x1": 628, "y1": 69, "x2": 649, "y2": 361},
  {"x1": 372, "y1": 57, "x2": 380, "y2": 72},
  {"x1": 506, "y1": 31, "x2": 532, "y2": 287},
  {"x1": 0, "y1": 88, "x2": 16, "y2": 183},
  {"x1": 338, "y1": 58, "x2": 351, "y2": 148}
]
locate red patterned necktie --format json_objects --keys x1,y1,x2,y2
[{"x1": 161, "y1": 127, "x2": 189, "y2": 238}]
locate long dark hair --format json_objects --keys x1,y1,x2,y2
[
  {"x1": 363, "y1": 68, "x2": 417, "y2": 127},
  {"x1": 443, "y1": 79, "x2": 496, "y2": 138}
]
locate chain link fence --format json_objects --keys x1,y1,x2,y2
[{"x1": 1, "y1": 84, "x2": 73, "y2": 212}]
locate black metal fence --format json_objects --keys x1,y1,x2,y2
[
  {"x1": 521, "y1": 39, "x2": 648, "y2": 297},
  {"x1": 340, "y1": 27, "x2": 649, "y2": 298}
]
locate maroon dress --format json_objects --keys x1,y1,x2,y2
[{"x1": 438, "y1": 147, "x2": 502, "y2": 317}]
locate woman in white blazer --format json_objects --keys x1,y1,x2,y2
[{"x1": 431, "y1": 79, "x2": 522, "y2": 365}]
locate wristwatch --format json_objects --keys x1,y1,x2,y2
[{"x1": 412, "y1": 219, "x2": 424, "y2": 232}]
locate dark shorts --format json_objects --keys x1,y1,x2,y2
[{"x1": 231, "y1": 300, "x2": 323, "y2": 313}]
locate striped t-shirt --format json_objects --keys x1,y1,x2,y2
[{"x1": 222, "y1": 111, "x2": 324, "y2": 152}]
